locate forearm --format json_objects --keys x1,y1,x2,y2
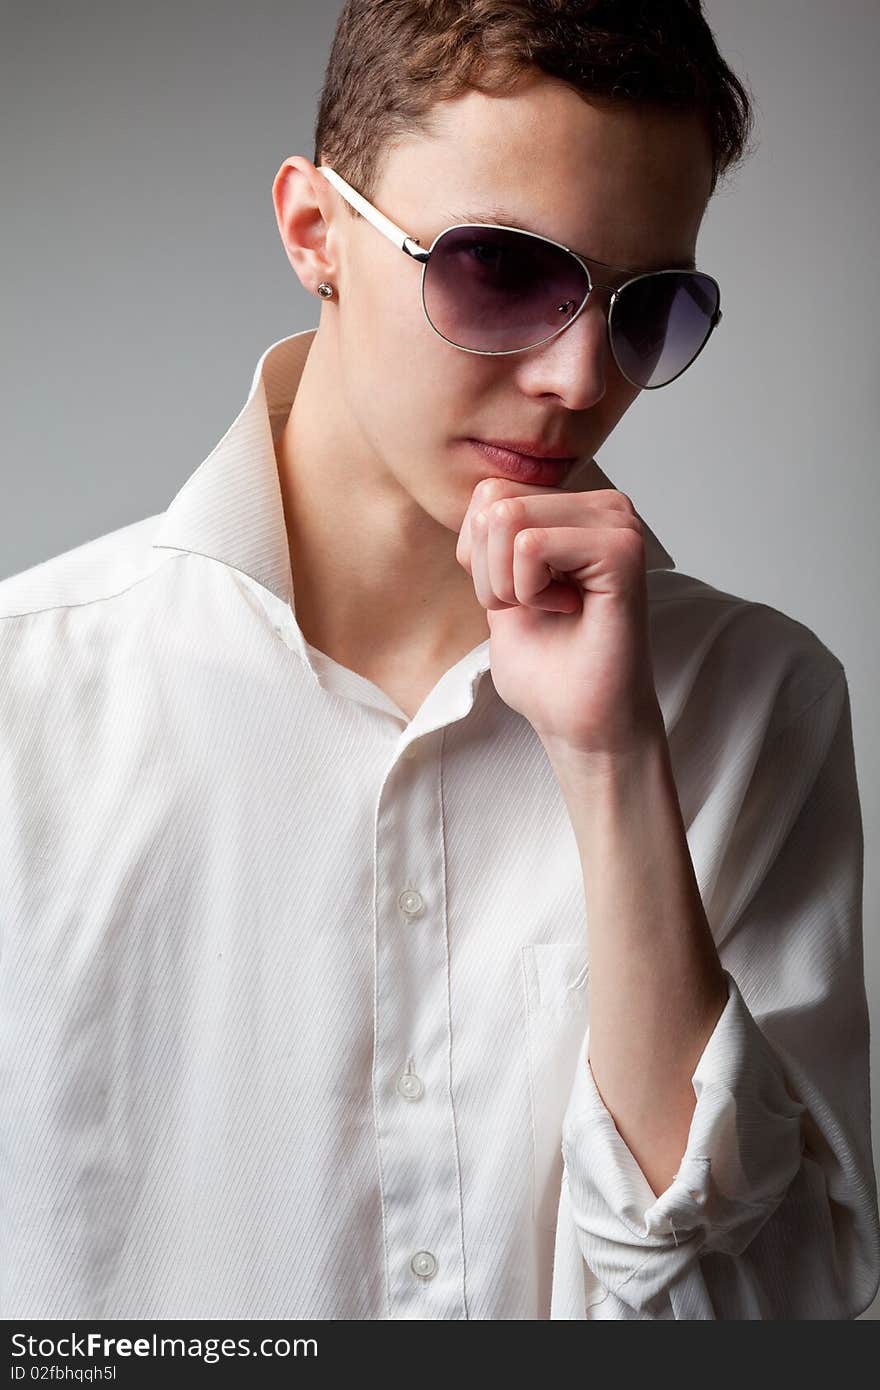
[{"x1": 542, "y1": 715, "x2": 729, "y2": 1199}]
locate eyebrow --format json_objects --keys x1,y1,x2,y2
[{"x1": 440, "y1": 207, "x2": 697, "y2": 274}]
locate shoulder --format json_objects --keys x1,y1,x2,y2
[
  {"x1": 0, "y1": 513, "x2": 166, "y2": 624},
  {"x1": 648, "y1": 569, "x2": 844, "y2": 741},
  {"x1": 0, "y1": 513, "x2": 179, "y2": 706}
]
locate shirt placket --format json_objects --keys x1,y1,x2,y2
[
  {"x1": 370, "y1": 666, "x2": 487, "y2": 1320},
  {"x1": 371, "y1": 725, "x2": 466, "y2": 1318}
]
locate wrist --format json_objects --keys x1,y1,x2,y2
[{"x1": 539, "y1": 700, "x2": 668, "y2": 779}]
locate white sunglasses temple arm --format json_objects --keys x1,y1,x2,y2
[{"x1": 317, "y1": 164, "x2": 430, "y2": 263}]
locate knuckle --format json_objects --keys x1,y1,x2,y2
[
  {"x1": 618, "y1": 525, "x2": 646, "y2": 555},
  {"x1": 514, "y1": 527, "x2": 544, "y2": 552},
  {"x1": 492, "y1": 498, "x2": 522, "y2": 523},
  {"x1": 475, "y1": 477, "x2": 507, "y2": 503},
  {"x1": 599, "y1": 488, "x2": 636, "y2": 515}
]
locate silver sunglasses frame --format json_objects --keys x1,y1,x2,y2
[{"x1": 316, "y1": 163, "x2": 722, "y2": 390}]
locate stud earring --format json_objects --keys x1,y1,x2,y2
[{"x1": 317, "y1": 282, "x2": 335, "y2": 299}]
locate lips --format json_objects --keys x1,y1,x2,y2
[
  {"x1": 466, "y1": 439, "x2": 574, "y2": 486},
  {"x1": 476, "y1": 438, "x2": 578, "y2": 459}
]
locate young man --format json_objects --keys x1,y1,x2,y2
[{"x1": 1, "y1": 2, "x2": 878, "y2": 1320}]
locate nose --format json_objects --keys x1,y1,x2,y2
[
  {"x1": 554, "y1": 278, "x2": 616, "y2": 339},
  {"x1": 519, "y1": 289, "x2": 615, "y2": 407},
  {"x1": 574, "y1": 278, "x2": 616, "y2": 322}
]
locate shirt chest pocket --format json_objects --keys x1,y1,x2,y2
[{"x1": 521, "y1": 942, "x2": 590, "y2": 1233}]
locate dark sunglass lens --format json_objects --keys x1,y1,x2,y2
[
  {"x1": 610, "y1": 271, "x2": 720, "y2": 388},
  {"x1": 422, "y1": 226, "x2": 589, "y2": 352}
]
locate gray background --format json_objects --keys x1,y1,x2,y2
[{"x1": 2, "y1": 0, "x2": 878, "y2": 1318}]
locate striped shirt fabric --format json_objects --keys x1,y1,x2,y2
[{"x1": 1, "y1": 326, "x2": 878, "y2": 1320}]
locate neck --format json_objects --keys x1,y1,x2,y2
[{"x1": 273, "y1": 326, "x2": 492, "y2": 675}]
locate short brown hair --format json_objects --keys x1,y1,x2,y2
[{"x1": 313, "y1": 0, "x2": 757, "y2": 219}]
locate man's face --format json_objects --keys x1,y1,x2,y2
[{"x1": 328, "y1": 74, "x2": 713, "y2": 533}]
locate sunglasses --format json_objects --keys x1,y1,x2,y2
[{"x1": 317, "y1": 164, "x2": 722, "y2": 390}]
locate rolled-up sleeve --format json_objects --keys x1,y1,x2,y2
[{"x1": 551, "y1": 667, "x2": 880, "y2": 1319}]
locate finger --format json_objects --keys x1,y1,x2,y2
[
  {"x1": 469, "y1": 510, "x2": 490, "y2": 604},
  {"x1": 512, "y1": 524, "x2": 646, "y2": 605},
  {"x1": 480, "y1": 496, "x2": 568, "y2": 609},
  {"x1": 486, "y1": 496, "x2": 640, "y2": 611},
  {"x1": 470, "y1": 509, "x2": 518, "y2": 610},
  {"x1": 457, "y1": 477, "x2": 560, "y2": 574},
  {"x1": 457, "y1": 481, "x2": 640, "y2": 573},
  {"x1": 486, "y1": 498, "x2": 521, "y2": 606}
]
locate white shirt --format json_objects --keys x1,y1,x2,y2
[{"x1": 1, "y1": 326, "x2": 878, "y2": 1321}]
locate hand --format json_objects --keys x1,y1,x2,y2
[{"x1": 455, "y1": 476, "x2": 666, "y2": 759}]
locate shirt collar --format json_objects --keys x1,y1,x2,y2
[{"x1": 152, "y1": 326, "x2": 676, "y2": 609}]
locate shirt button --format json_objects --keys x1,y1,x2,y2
[
  {"x1": 403, "y1": 743, "x2": 417, "y2": 759},
  {"x1": 410, "y1": 1250, "x2": 437, "y2": 1280},
  {"x1": 396, "y1": 1070, "x2": 424, "y2": 1101},
  {"x1": 398, "y1": 889, "x2": 424, "y2": 916}
]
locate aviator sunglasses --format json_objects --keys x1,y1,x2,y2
[{"x1": 317, "y1": 164, "x2": 722, "y2": 390}]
